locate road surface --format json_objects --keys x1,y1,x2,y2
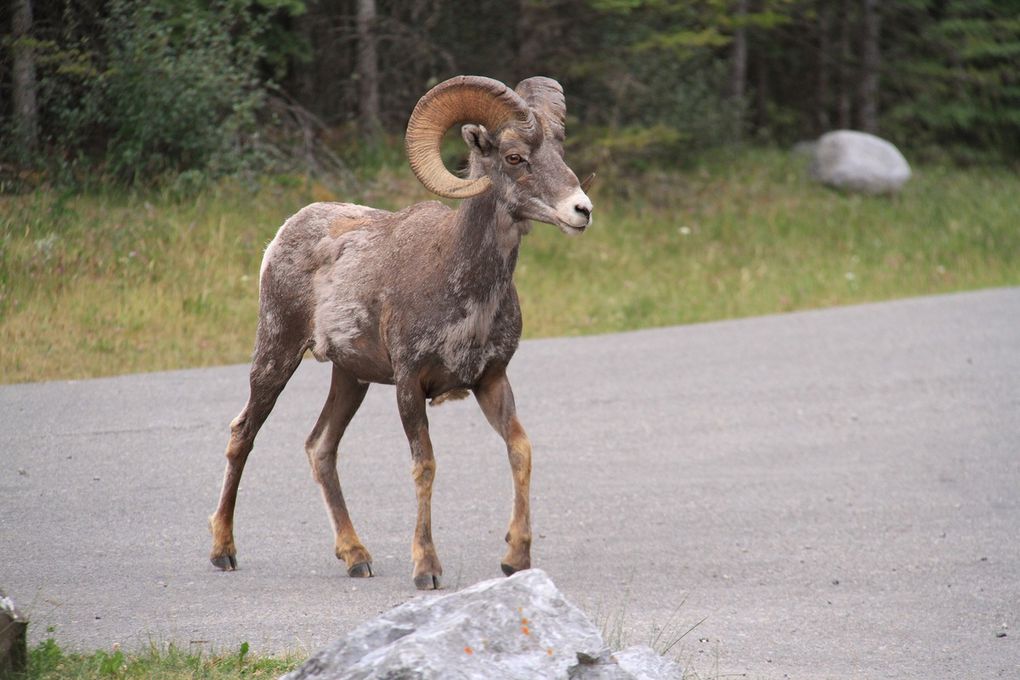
[{"x1": 2, "y1": 288, "x2": 1018, "y2": 679}]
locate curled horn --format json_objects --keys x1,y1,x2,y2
[
  {"x1": 515, "y1": 76, "x2": 566, "y2": 149},
  {"x1": 405, "y1": 76, "x2": 536, "y2": 199}
]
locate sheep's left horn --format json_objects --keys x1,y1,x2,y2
[
  {"x1": 406, "y1": 75, "x2": 536, "y2": 199},
  {"x1": 516, "y1": 76, "x2": 566, "y2": 148}
]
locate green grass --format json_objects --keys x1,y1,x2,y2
[
  {"x1": 17, "y1": 638, "x2": 298, "y2": 679},
  {"x1": 2, "y1": 149, "x2": 1018, "y2": 384},
  {"x1": 520, "y1": 151, "x2": 1020, "y2": 334}
]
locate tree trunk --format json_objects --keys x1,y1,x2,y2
[
  {"x1": 729, "y1": 0, "x2": 749, "y2": 139},
  {"x1": 837, "y1": 0, "x2": 853, "y2": 129},
  {"x1": 730, "y1": 0, "x2": 748, "y2": 102},
  {"x1": 0, "y1": 588, "x2": 28, "y2": 676},
  {"x1": 356, "y1": 0, "x2": 380, "y2": 137},
  {"x1": 816, "y1": 3, "x2": 832, "y2": 133},
  {"x1": 753, "y1": 43, "x2": 768, "y2": 131},
  {"x1": 857, "y1": 0, "x2": 880, "y2": 133},
  {"x1": 11, "y1": 0, "x2": 39, "y2": 152}
]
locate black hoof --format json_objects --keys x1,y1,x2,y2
[
  {"x1": 348, "y1": 561, "x2": 373, "y2": 578},
  {"x1": 211, "y1": 555, "x2": 237, "y2": 571},
  {"x1": 500, "y1": 563, "x2": 518, "y2": 577},
  {"x1": 414, "y1": 573, "x2": 441, "y2": 590}
]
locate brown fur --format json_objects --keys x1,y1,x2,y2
[
  {"x1": 208, "y1": 76, "x2": 592, "y2": 589},
  {"x1": 327, "y1": 216, "x2": 363, "y2": 238}
]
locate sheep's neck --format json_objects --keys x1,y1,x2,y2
[{"x1": 451, "y1": 191, "x2": 525, "y2": 293}]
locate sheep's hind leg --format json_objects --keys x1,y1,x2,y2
[
  {"x1": 474, "y1": 370, "x2": 532, "y2": 576},
  {"x1": 396, "y1": 377, "x2": 443, "y2": 590},
  {"x1": 209, "y1": 332, "x2": 305, "y2": 571},
  {"x1": 306, "y1": 364, "x2": 373, "y2": 577}
]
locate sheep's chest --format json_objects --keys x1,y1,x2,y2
[{"x1": 407, "y1": 289, "x2": 521, "y2": 389}]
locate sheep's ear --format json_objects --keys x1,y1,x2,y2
[{"x1": 461, "y1": 124, "x2": 495, "y2": 156}]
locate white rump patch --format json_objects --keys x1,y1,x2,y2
[{"x1": 258, "y1": 224, "x2": 288, "y2": 291}]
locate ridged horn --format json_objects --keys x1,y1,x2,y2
[
  {"x1": 515, "y1": 76, "x2": 566, "y2": 149},
  {"x1": 406, "y1": 75, "x2": 536, "y2": 199}
]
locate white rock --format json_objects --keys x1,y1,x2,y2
[
  {"x1": 810, "y1": 130, "x2": 911, "y2": 194},
  {"x1": 281, "y1": 569, "x2": 683, "y2": 680},
  {"x1": 614, "y1": 646, "x2": 684, "y2": 680}
]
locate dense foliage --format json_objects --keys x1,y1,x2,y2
[
  {"x1": 1, "y1": 0, "x2": 1018, "y2": 186},
  {"x1": 882, "y1": 0, "x2": 1020, "y2": 160},
  {"x1": 2, "y1": 0, "x2": 283, "y2": 186}
]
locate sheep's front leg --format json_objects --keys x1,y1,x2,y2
[
  {"x1": 396, "y1": 379, "x2": 443, "y2": 590},
  {"x1": 474, "y1": 370, "x2": 532, "y2": 576}
]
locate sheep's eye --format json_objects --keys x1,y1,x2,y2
[{"x1": 505, "y1": 153, "x2": 524, "y2": 166}]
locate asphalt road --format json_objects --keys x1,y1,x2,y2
[{"x1": 2, "y1": 288, "x2": 1018, "y2": 679}]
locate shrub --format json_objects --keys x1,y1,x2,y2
[
  {"x1": 11, "y1": 0, "x2": 271, "y2": 187},
  {"x1": 96, "y1": 0, "x2": 268, "y2": 182}
]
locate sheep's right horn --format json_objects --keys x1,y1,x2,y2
[{"x1": 406, "y1": 76, "x2": 536, "y2": 199}]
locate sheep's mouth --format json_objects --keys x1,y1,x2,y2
[{"x1": 556, "y1": 220, "x2": 588, "y2": 236}]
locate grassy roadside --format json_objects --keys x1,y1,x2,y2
[
  {"x1": 16, "y1": 638, "x2": 299, "y2": 679},
  {"x1": 16, "y1": 616, "x2": 707, "y2": 680},
  {"x1": 2, "y1": 149, "x2": 1018, "y2": 384},
  {"x1": 14, "y1": 636, "x2": 708, "y2": 680},
  {"x1": 522, "y1": 153, "x2": 1020, "y2": 333}
]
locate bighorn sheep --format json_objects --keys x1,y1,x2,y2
[{"x1": 208, "y1": 75, "x2": 593, "y2": 589}]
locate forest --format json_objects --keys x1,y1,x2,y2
[{"x1": 3, "y1": 0, "x2": 1019, "y2": 186}]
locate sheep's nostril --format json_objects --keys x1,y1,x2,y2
[{"x1": 575, "y1": 205, "x2": 591, "y2": 219}]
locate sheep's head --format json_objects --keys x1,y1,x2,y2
[{"x1": 405, "y1": 75, "x2": 593, "y2": 235}]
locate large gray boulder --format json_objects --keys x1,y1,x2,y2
[
  {"x1": 281, "y1": 569, "x2": 683, "y2": 680},
  {"x1": 810, "y1": 130, "x2": 911, "y2": 194}
]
